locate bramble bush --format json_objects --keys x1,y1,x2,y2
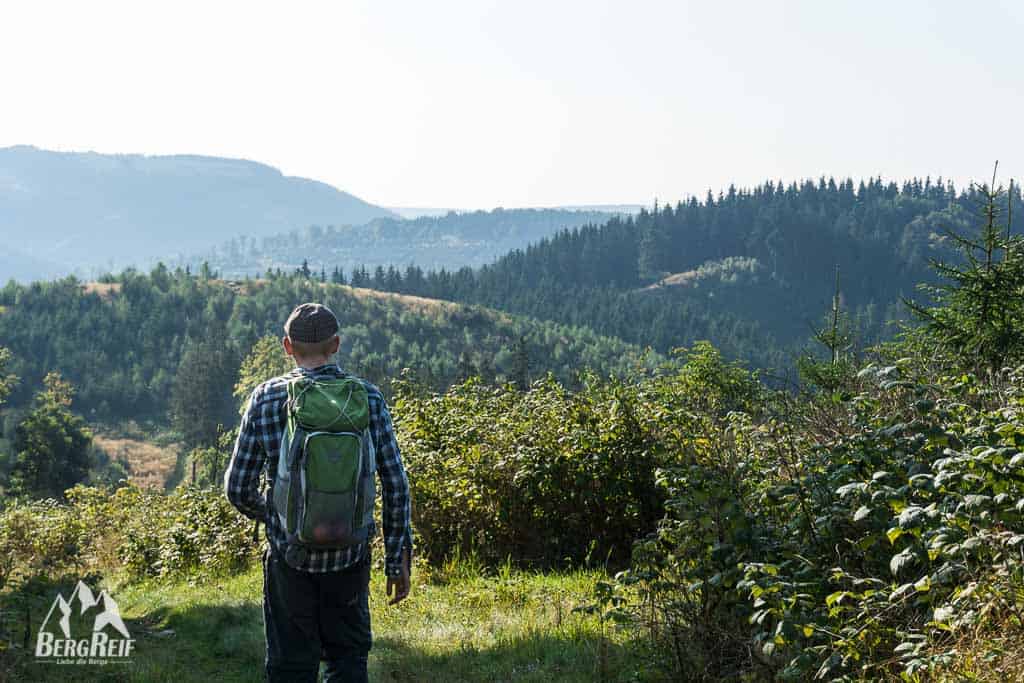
[
  {"x1": 394, "y1": 371, "x2": 662, "y2": 568},
  {"x1": 597, "y1": 361, "x2": 1024, "y2": 680},
  {"x1": 120, "y1": 485, "x2": 257, "y2": 580},
  {"x1": 394, "y1": 342, "x2": 761, "y2": 569},
  {"x1": 0, "y1": 484, "x2": 259, "y2": 589}
]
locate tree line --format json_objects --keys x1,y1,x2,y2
[{"x1": 348, "y1": 177, "x2": 1024, "y2": 371}]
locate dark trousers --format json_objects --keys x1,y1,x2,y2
[{"x1": 263, "y1": 547, "x2": 372, "y2": 683}]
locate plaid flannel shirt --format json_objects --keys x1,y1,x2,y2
[{"x1": 224, "y1": 363, "x2": 413, "y2": 576}]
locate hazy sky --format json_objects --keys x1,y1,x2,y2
[{"x1": 1, "y1": 1, "x2": 1021, "y2": 209}]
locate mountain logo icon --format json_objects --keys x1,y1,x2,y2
[{"x1": 35, "y1": 580, "x2": 134, "y2": 661}]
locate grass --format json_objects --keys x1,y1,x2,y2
[
  {"x1": 917, "y1": 616, "x2": 1024, "y2": 682},
  {"x1": 1, "y1": 560, "x2": 657, "y2": 682},
  {"x1": 92, "y1": 434, "x2": 179, "y2": 490}
]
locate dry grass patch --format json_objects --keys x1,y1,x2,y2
[
  {"x1": 220, "y1": 278, "x2": 266, "y2": 295},
  {"x1": 639, "y1": 270, "x2": 700, "y2": 291},
  {"x1": 81, "y1": 282, "x2": 123, "y2": 299},
  {"x1": 926, "y1": 620, "x2": 1024, "y2": 682},
  {"x1": 94, "y1": 434, "x2": 179, "y2": 490},
  {"x1": 342, "y1": 285, "x2": 463, "y2": 315},
  {"x1": 201, "y1": 278, "x2": 469, "y2": 318}
]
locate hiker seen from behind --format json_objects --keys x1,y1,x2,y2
[{"x1": 225, "y1": 302, "x2": 413, "y2": 683}]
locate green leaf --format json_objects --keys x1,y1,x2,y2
[
  {"x1": 898, "y1": 506, "x2": 926, "y2": 529},
  {"x1": 909, "y1": 473, "x2": 934, "y2": 489},
  {"x1": 962, "y1": 495, "x2": 992, "y2": 511},
  {"x1": 816, "y1": 654, "x2": 844, "y2": 679},
  {"x1": 887, "y1": 527, "x2": 904, "y2": 544},
  {"x1": 914, "y1": 399, "x2": 935, "y2": 414},
  {"x1": 856, "y1": 365, "x2": 877, "y2": 379},
  {"x1": 890, "y1": 582, "x2": 916, "y2": 602},
  {"x1": 853, "y1": 505, "x2": 873, "y2": 522},
  {"x1": 825, "y1": 591, "x2": 848, "y2": 608},
  {"x1": 961, "y1": 537, "x2": 983, "y2": 552},
  {"x1": 836, "y1": 482, "x2": 868, "y2": 499},
  {"x1": 890, "y1": 547, "x2": 916, "y2": 577}
]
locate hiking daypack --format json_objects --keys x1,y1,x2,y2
[{"x1": 270, "y1": 374, "x2": 376, "y2": 568}]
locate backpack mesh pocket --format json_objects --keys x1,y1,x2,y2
[
  {"x1": 300, "y1": 490, "x2": 361, "y2": 546},
  {"x1": 297, "y1": 432, "x2": 363, "y2": 546}
]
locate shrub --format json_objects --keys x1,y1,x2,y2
[
  {"x1": 396, "y1": 372, "x2": 661, "y2": 568},
  {"x1": 395, "y1": 343, "x2": 761, "y2": 569},
  {"x1": 614, "y1": 362, "x2": 1024, "y2": 680},
  {"x1": 0, "y1": 483, "x2": 259, "y2": 588}
]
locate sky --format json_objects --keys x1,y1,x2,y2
[{"x1": 1, "y1": 0, "x2": 1022, "y2": 209}]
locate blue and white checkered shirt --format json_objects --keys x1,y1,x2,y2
[{"x1": 225, "y1": 363, "x2": 413, "y2": 576}]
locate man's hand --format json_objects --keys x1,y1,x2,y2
[{"x1": 387, "y1": 549, "x2": 411, "y2": 605}]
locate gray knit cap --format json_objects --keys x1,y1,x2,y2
[{"x1": 284, "y1": 303, "x2": 339, "y2": 343}]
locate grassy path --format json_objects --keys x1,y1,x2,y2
[{"x1": 4, "y1": 563, "x2": 652, "y2": 682}]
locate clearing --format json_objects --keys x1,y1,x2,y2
[{"x1": 93, "y1": 434, "x2": 179, "y2": 490}]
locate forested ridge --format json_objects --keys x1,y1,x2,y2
[
  {"x1": 0, "y1": 272, "x2": 652, "y2": 425},
  {"x1": 351, "y1": 177, "x2": 1024, "y2": 370}
]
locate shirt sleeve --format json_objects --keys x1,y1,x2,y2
[
  {"x1": 224, "y1": 387, "x2": 268, "y2": 521},
  {"x1": 370, "y1": 392, "x2": 413, "y2": 577}
]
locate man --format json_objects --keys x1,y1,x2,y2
[{"x1": 225, "y1": 303, "x2": 413, "y2": 683}]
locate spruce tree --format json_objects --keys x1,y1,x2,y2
[
  {"x1": 905, "y1": 174, "x2": 1024, "y2": 375},
  {"x1": 798, "y1": 266, "x2": 857, "y2": 393},
  {"x1": 10, "y1": 373, "x2": 92, "y2": 499},
  {"x1": 170, "y1": 338, "x2": 241, "y2": 450}
]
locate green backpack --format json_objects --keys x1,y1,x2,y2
[{"x1": 271, "y1": 374, "x2": 376, "y2": 568}]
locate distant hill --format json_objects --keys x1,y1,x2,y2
[
  {"x1": 0, "y1": 146, "x2": 396, "y2": 281},
  {"x1": 190, "y1": 207, "x2": 622, "y2": 277}
]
